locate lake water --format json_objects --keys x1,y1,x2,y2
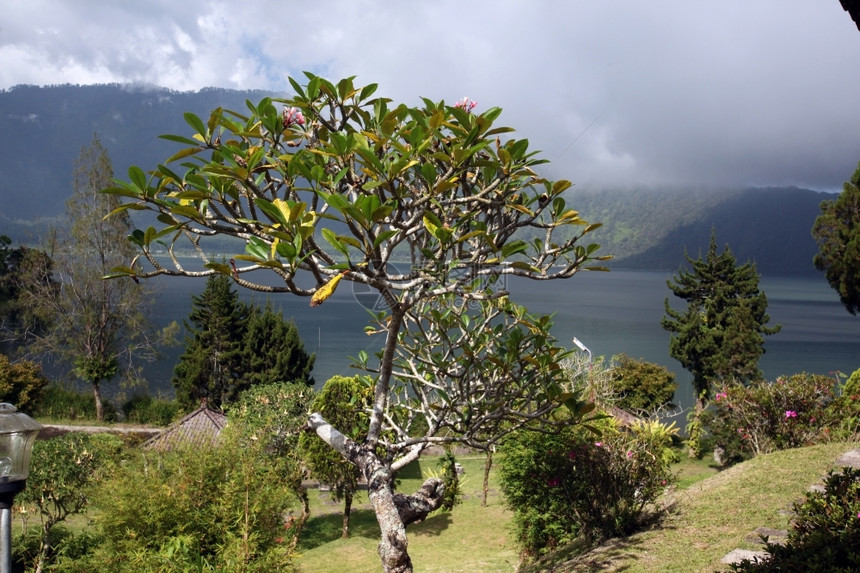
[{"x1": 138, "y1": 268, "x2": 859, "y2": 412}]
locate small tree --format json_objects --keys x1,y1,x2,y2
[
  {"x1": 609, "y1": 354, "x2": 677, "y2": 415},
  {"x1": 299, "y1": 375, "x2": 370, "y2": 538},
  {"x1": 17, "y1": 433, "x2": 121, "y2": 573},
  {"x1": 107, "y1": 74, "x2": 607, "y2": 572},
  {"x1": 662, "y1": 231, "x2": 780, "y2": 409},
  {"x1": 812, "y1": 160, "x2": 860, "y2": 315}
]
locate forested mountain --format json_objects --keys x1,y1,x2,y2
[
  {"x1": 0, "y1": 84, "x2": 834, "y2": 274},
  {"x1": 0, "y1": 83, "x2": 273, "y2": 222},
  {"x1": 571, "y1": 186, "x2": 830, "y2": 274}
]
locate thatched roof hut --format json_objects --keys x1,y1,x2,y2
[{"x1": 144, "y1": 405, "x2": 227, "y2": 451}]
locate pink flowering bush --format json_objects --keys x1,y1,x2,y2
[
  {"x1": 703, "y1": 373, "x2": 844, "y2": 463},
  {"x1": 499, "y1": 417, "x2": 676, "y2": 560}
]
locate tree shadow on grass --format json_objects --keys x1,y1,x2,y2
[
  {"x1": 519, "y1": 511, "x2": 677, "y2": 572},
  {"x1": 519, "y1": 534, "x2": 650, "y2": 573},
  {"x1": 298, "y1": 509, "x2": 381, "y2": 550},
  {"x1": 410, "y1": 511, "x2": 453, "y2": 537}
]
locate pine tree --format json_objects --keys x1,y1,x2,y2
[
  {"x1": 172, "y1": 275, "x2": 249, "y2": 411},
  {"x1": 241, "y1": 302, "x2": 315, "y2": 388},
  {"x1": 812, "y1": 161, "x2": 860, "y2": 315},
  {"x1": 172, "y1": 278, "x2": 316, "y2": 411},
  {"x1": 662, "y1": 231, "x2": 780, "y2": 408}
]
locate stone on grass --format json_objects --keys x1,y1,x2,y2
[{"x1": 720, "y1": 548, "x2": 768, "y2": 565}]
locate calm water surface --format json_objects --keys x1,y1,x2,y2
[{"x1": 139, "y1": 268, "x2": 859, "y2": 411}]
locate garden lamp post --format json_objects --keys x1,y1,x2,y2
[
  {"x1": 0, "y1": 403, "x2": 42, "y2": 573},
  {"x1": 572, "y1": 337, "x2": 592, "y2": 366},
  {"x1": 572, "y1": 337, "x2": 594, "y2": 400}
]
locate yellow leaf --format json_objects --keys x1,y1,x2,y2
[{"x1": 310, "y1": 271, "x2": 347, "y2": 307}]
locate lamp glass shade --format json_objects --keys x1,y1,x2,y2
[{"x1": 0, "y1": 403, "x2": 42, "y2": 483}]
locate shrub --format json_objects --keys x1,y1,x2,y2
[
  {"x1": 76, "y1": 434, "x2": 299, "y2": 571},
  {"x1": 730, "y1": 467, "x2": 860, "y2": 572},
  {"x1": 15, "y1": 432, "x2": 122, "y2": 572},
  {"x1": 703, "y1": 373, "x2": 839, "y2": 463},
  {"x1": 609, "y1": 354, "x2": 677, "y2": 414},
  {"x1": 0, "y1": 353, "x2": 48, "y2": 412},
  {"x1": 121, "y1": 393, "x2": 180, "y2": 425},
  {"x1": 843, "y1": 368, "x2": 860, "y2": 399},
  {"x1": 32, "y1": 384, "x2": 117, "y2": 421},
  {"x1": 499, "y1": 417, "x2": 675, "y2": 559}
]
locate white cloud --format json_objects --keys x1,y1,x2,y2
[{"x1": 1, "y1": 0, "x2": 858, "y2": 190}]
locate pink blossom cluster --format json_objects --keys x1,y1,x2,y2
[
  {"x1": 454, "y1": 96, "x2": 477, "y2": 113},
  {"x1": 785, "y1": 410, "x2": 798, "y2": 419},
  {"x1": 715, "y1": 392, "x2": 728, "y2": 402},
  {"x1": 282, "y1": 107, "x2": 305, "y2": 128}
]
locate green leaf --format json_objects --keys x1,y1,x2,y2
[
  {"x1": 165, "y1": 146, "x2": 204, "y2": 164},
  {"x1": 245, "y1": 236, "x2": 269, "y2": 260},
  {"x1": 254, "y1": 198, "x2": 288, "y2": 227},
  {"x1": 183, "y1": 112, "x2": 207, "y2": 138},
  {"x1": 359, "y1": 83, "x2": 378, "y2": 101},
  {"x1": 372, "y1": 229, "x2": 399, "y2": 249},
  {"x1": 127, "y1": 166, "x2": 147, "y2": 191},
  {"x1": 321, "y1": 228, "x2": 349, "y2": 257},
  {"x1": 501, "y1": 241, "x2": 528, "y2": 258},
  {"x1": 159, "y1": 133, "x2": 205, "y2": 146}
]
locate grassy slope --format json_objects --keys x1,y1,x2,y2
[
  {"x1": 533, "y1": 441, "x2": 857, "y2": 572},
  {"x1": 297, "y1": 443, "x2": 857, "y2": 572}
]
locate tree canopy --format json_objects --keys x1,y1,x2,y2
[
  {"x1": 107, "y1": 73, "x2": 607, "y2": 572},
  {"x1": 812, "y1": 161, "x2": 860, "y2": 315}
]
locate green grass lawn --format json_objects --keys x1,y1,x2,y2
[
  {"x1": 296, "y1": 442, "x2": 858, "y2": 572},
  {"x1": 296, "y1": 454, "x2": 520, "y2": 572}
]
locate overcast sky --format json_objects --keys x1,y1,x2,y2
[{"x1": 2, "y1": 1, "x2": 858, "y2": 191}]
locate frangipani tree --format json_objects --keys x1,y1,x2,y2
[{"x1": 106, "y1": 74, "x2": 608, "y2": 572}]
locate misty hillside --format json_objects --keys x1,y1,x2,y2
[
  {"x1": 0, "y1": 83, "x2": 275, "y2": 221},
  {"x1": 571, "y1": 186, "x2": 831, "y2": 274},
  {"x1": 0, "y1": 84, "x2": 834, "y2": 274}
]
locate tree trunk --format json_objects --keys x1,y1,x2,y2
[
  {"x1": 367, "y1": 461, "x2": 412, "y2": 573},
  {"x1": 288, "y1": 487, "x2": 311, "y2": 553},
  {"x1": 35, "y1": 520, "x2": 53, "y2": 573},
  {"x1": 92, "y1": 380, "x2": 104, "y2": 421},
  {"x1": 342, "y1": 489, "x2": 353, "y2": 539},
  {"x1": 482, "y1": 449, "x2": 493, "y2": 507},
  {"x1": 307, "y1": 413, "x2": 446, "y2": 573}
]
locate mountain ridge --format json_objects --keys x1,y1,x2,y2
[{"x1": 0, "y1": 84, "x2": 836, "y2": 275}]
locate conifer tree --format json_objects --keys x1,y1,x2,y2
[
  {"x1": 241, "y1": 302, "x2": 315, "y2": 388},
  {"x1": 173, "y1": 276, "x2": 316, "y2": 411},
  {"x1": 662, "y1": 231, "x2": 780, "y2": 408},
  {"x1": 812, "y1": 161, "x2": 860, "y2": 315},
  {"x1": 173, "y1": 274, "x2": 249, "y2": 410}
]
